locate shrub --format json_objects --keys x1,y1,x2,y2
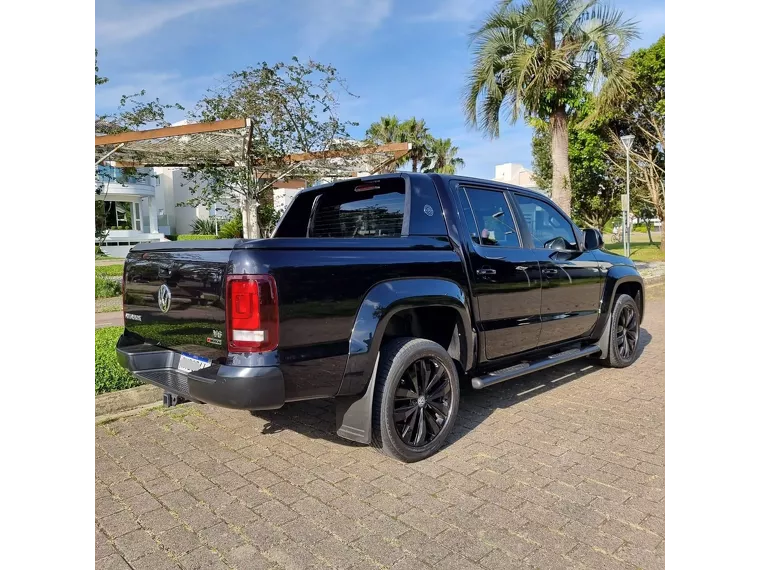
[
  {"x1": 96, "y1": 276, "x2": 122, "y2": 298},
  {"x1": 219, "y1": 209, "x2": 243, "y2": 239},
  {"x1": 95, "y1": 327, "x2": 141, "y2": 394},
  {"x1": 192, "y1": 218, "x2": 217, "y2": 235},
  {"x1": 95, "y1": 265, "x2": 124, "y2": 278},
  {"x1": 177, "y1": 234, "x2": 218, "y2": 241}
]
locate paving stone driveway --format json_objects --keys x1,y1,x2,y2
[{"x1": 96, "y1": 296, "x2": 664, "y2": 570}]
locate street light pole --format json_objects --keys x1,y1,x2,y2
[{"x1": 621, "y1": 135, "x2": 635, "y2": 258}]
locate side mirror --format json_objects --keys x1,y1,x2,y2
[{"x1": 582, "y1": 228, "x2": 603, "y2": 250}]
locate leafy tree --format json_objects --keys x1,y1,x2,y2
[
  {"x1": 95, "y1": 49, "x2": 183, "y2": 248},
  {"x1": 183, "y1": 58, "x2": 358, "y2": 238},
  {"x1": 531, "y1": 91, "x2": 622, "y2": 230},
  {"x1": 258, "y1": 203, "x2": 284, "y2": 238},
  {"x1": 424, "y1": 138, "x2": 465, "y2": 174},
  {"x1": 95, "y1": 49, "x2": 108, "y2": 85},
  {"x1": 609, "y1": 35, "x2": 665, "y2": 252},
  {"x1": 218, "y1": 209, "x2": 244, "y2": 239},
  {"x1": 464, "y1": 0, "x2": 638, "y2": 214}
]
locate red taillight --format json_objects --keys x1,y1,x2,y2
[{"x1": 226, "y1": 274, "x2": 279, "y2": 353}]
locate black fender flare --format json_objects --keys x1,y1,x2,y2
[
  {"x1": 340, "y1": 277, "x2": 473, "y2": 396},
  {"x1": 591, "y1": 265, "x2": 645, "y2": 342},
  {"x1": 334, "y1": 278, "x2": 473, "y2": 444}
]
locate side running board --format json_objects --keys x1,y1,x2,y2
[{"x1": 471, "y1": 345, "x2": 601, "y2": 390}]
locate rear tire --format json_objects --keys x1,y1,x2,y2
[
  {"x1": 600, "y1": 293, "x2": 641, "y2": 368},
  {"x1": 371, "y1": 337, "x2": 460, "y2": 462}
]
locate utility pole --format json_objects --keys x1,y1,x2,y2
[{"x1": 621, "y1": 135, "x2": 635, "y2": 258}]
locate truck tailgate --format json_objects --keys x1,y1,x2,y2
[{"x1": 123, "y1": 245, "x2": 232, "y2": 361}]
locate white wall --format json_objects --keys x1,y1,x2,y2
[
  {"x1": 493, "y1": 162, "x2": 545, "y2": 194},
  {"x1": 149, "y1": 168, "x2": 205, "y2": 235},
  {"x1": 274, "y1": 188, "x2": 301, "y2": 213}
]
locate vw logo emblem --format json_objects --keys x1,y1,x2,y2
[{"x1": 157, "y1": 284, "x2": 172, "y2": 313}]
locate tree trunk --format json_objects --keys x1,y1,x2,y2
[
  {"x1": 659, "y1": 216, "x2": 665, "y2": 254},
  {"x1": 412, "y1": 156, "x2": 418, "y2": 172},
  {"x1": 549, "y1": 108, "x2": 572, "y2": 214},
  {"x1": 241, "y1": 196, "x2": 260, "y2": 240},
  {"x1": 645, "y1": 221, "x2": 654, "y2": 245}
]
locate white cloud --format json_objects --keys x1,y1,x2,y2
[
  {"x1": 95, "y1": 71, "x2": 223, "y2": 121},
  {"x1": 96, "y1": 0, "x2": 248, "y2": 44},
  {"x1": 295, "y1": 0, "x2": 393, "y2": 55},
  {"x1": 408, "y1": 0, "x2": 494, "y2": 23}
]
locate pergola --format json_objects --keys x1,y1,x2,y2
[{"x1": 94, "y1": 118, "x2": 411, "y2": 178}]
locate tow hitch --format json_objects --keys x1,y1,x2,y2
[{"x1": 163, "y1": 392, "x2": 188, "y2": 407}]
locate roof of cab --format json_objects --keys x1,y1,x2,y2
[{"x1": 298, "y1": 172, "x2": 549, "y2": 202}]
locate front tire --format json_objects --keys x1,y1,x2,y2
[
  {"x1": 372, "y1": 337, "x2": 460, "y2": 462},
  {"x1": 600, "y1": 293, "x2": 641, "y2": 368}
]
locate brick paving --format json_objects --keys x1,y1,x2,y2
[{"x1": 96, "y1": 295, "x2": 664, "y2": 570}]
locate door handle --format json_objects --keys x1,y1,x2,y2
[
  {"x1": 476, "y1": 267, "x2": 497, "y2": 276},
  {"x1": 542, "y1": 268, "x2": 558, "y2": 275}
]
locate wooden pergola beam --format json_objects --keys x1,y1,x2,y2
[
  {"x1": 284, "y1": 142, "x2": 411, "y2": 163},
  {"x1": 95, "y1": 118, "x2": 248, "y2": 146}
]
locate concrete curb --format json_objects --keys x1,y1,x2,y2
[{"x1": 95, "y1": 384, "x2": 163, "y2": 420}]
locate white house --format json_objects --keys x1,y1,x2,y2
[
  {"x1": 95, "y1": 164, "x2": 224, "y2": 257},
  {"x1": 95, "y1": 125, "x2": 411, "y2": 256},
  {"x1": 493, "y1": 163, "x2": 548, "y2": 195}
]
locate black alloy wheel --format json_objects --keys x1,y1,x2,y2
[
  {"x1": 617, "y1": 304, "x2": 639, "y2": 360},
  {"x1": 393, "y1": 356, "x2": 452, "y2": 447}
]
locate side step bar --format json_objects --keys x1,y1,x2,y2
[{"x1": 471, "y1": 345, "x2": 601, "y2": 390}]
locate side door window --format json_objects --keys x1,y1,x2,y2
[
  {"x1": 513, "y1": 194, "x2": 577, "y2": 250},
  {"x1": 460, "y1": 187, "x2": 521, "y2": 248}
]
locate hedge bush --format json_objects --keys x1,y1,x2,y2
[
  {"x1": 95, "y1": 265, "x2": 124, "y2": 278},
  {"x1": 177, "y1": 234, "x2": 218, "y2": 241},
  {"x1": 95, "y1": 327, "x2": 141, "y2": 394},
  {"x1": 95, "y1": 276, "x2": 122, "y2": 299}
]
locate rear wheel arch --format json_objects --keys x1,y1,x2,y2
[{"x1": 339, "y1": 278, "x2": 473, "y2": 397}]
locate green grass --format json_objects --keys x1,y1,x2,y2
[
  {"x1": 95, "y1": 327, "x2": 141, "y2": 394},
  {"x1": 177, "y1": 234, "x2": 218, "y2": 241},
  {"x1": 96, "y1": 276, "x2": 122, "y2": 299},
  {"x1": 604, "y1": 240, "x2": 664, "y2": 262},
  {"x1": 95, "y1": 265, "x2": 124, "y2": 278}
]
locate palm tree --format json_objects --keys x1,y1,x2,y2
[
  {"x1": 464, "y1": 0, "x2": 637, "y2": 214},
  {"x1": 366, "y1": 115, "x2": 404, "y2": 173},
  {"x1": 399, "y1": 117, "x2": 431, "y2": 173},
  {"x1": 366, "y1": 115, "x2": 402, "y2": 144},
  {"x1": 424, "y1": 138, "x2": 465, "y2": 174}
]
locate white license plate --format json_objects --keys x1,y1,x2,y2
[{"x1": 177, "y1": 352, "x2": 211, "y2": 373}]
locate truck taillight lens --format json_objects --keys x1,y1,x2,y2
[{"x1": 226, "y1": 274, "x2": 279, "y2": 353}]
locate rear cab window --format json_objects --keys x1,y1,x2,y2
[
  {"x1": 310, "y1": 180, "x2": 405, "y2": 237},
  {"x1": 273, "y1": 175, "x2": 446, "y2": 238}
]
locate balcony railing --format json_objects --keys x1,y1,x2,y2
[{"x1": 96, "y1": 166, "x2": 155, "y2": 187}]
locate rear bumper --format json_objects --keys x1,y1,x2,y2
[{"x1": 116, "y1": 338, "x2": 285, "y2": 410}]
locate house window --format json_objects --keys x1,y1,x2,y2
[
  {"x1": 102, "y1": 201, "x2": 134, "y2": 230},
  {"x1": 133, "y1": 202, "x2": 142, "y2": 232}
]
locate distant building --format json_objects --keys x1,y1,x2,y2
[{"x1": 493, "y1": 163, "x2": 548, "y2": 196}]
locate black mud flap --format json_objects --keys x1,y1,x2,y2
[
  {"x1": 334, "y1": 357, "x2": 380, "y2": 445},
  {"x1": 595, "y1": 312, "x2": 612, "y2": 360}
]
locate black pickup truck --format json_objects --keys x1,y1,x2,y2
[{"x1": 117, "y1": 173, "x2": 644, "y2": 462}]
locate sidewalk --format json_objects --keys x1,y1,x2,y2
[{"x1": 96, "y1": 312, "x2": 123, "y2": 329}]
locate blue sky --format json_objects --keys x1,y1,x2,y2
[{"x1": 95, "y1": 0, "x2": 664, "y2": 180}]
